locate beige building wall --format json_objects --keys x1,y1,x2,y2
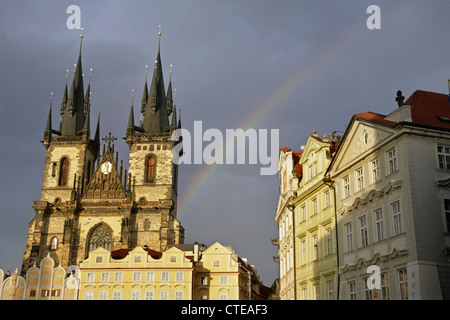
[{"x1": 294, "y1": 132, "x2": 338, "y2": 300}]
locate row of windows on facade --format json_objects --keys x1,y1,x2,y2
[
  {"x1": 294, "y1": 267, "x2": 407, "y2": 300},
  {"x1": 84, "y1": 271, "x2": 228, "y2": 285},
  {"x1": 54, "y1": 155, "x2": 157, "y2": 186},
  {"x1": 346, "y1": 267, "x2": 408, "y2": 300},
  {"x1": 341, "y1": 147, "x2": 397, "y2": 200},
  {"x1": 344, "y1": 200, "x2": 402, "y2": 252},
  {"x1": 279, "y1": 189, "x2": 332, "y2": 241},
  {"x1": 83, "y1": 290, "x2": 230, "y2": 300},
  {"x1": 340, "y1": 145, "x2": 450, "y2": 199}
]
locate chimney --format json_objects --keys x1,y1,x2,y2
[{"x1": 194, "y1": 242, "x2": 199, "y2": 262}]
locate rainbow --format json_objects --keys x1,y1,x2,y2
[{"x1": 177, "y1": 25, "x2": 370, "y2": 218}]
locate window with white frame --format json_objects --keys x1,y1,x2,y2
[
  {"x1": 348, "y1": 281, "x2": 356, "y2": 300},
  {"x1": 84, "y1": 290, "x2": 94, "y2": 300},
  {"x1": 175, "y1": 291, "x2": 184, "y2": 300},
  {"x1": 131, "y1": 290, "x2": 141, "y2": 300},
  {"x1": 220, "y1": 276, "x2": 228, "y2": 285},
  {"x1": 161, "y1": 272, "x2": 170, "y2": 282},
  {"x1": 437, "y1": 145, "x2": 450, "y2": 169},
  {"x1": 391, "y1": 201, "x2": 402, "y2": 236},
  {"x1": 146, "y1": 272, "x2": 155, "y2": 282},
  {"x1": 99, "y1": 290, "x2": 108, "y2": 300},
  {"x1": 375, "y1": 209, "x2": 384, "y2": 241},
  {"x1": 313, "y1": 284, "x2": 320, "y2": 300},
  {"x1": 175, "y1": 272, "x2": 184, "y2": 282},
  {"x1": 380, "y1": 272, "x2": 390, "y2": 300},
  {"x1": 387, "y1": 148, "x2": 397, "y2": 174},
  {"x1": 327, "y1": 280, "x2": 334, "y2": 300},
  {"x1": 200, "y1": 276, "x2": 208, "y2": 286},
  {"x1": 160, "y1": 291, "x2": 169, "y2": 300},
  {"x1": 326, "y1": 228, "x2": 332, "y2": 255},
  {"x1": 100, "y1": 272, "x2": 110, "y2": 282},
  {"x1": 371, "y1": 158, "x2": 380, "y2": 183},
  {"x1": 343, "y1": 176, "x2": 351, "y2": 198},
  {"x1": 398, "y1": 268, "x2": 408, "y2": 300},
  {"x1": 324, "y1": 190, "x2": 330, "y2": 208},
  {"x1": 302, "y1": 288, "x2": 308, "y2": 300},
  {"x1": 132, "y1": 272, "x2": 141, "y2": 282},
  {"x1": 219, "y1": 294, "x2": 228, "y2": 300},
  {"x1": 345, "y1": 223, "x2": 353, "y2": 252},
  {"x1": 301, "y1": 240, "x2": 306, "y2": 265},
  {"x1": 364, "y1": 277, "x2": 373, "y2": 300},
  {"x1": 312, "y1": 235, "x2": 318, "y2": 260},
  {"x1": 114, "y1": 272, "x2": 123, "y2": 282},
  {"x1": 213, "y1": 259, "x2": 220, "y2": 267},
  {"x1": 145, "y1": 291, "x2": 154, "y2": 300},
  {"x1": 312, "y1": 198, "x2": 317, "y2": 215},
  {"x1": 359, "y1": 216, "x2": 368, "y2": 247},
  {"x1": 301, "y1": 206, "x2": 306, "y2": 221},
  {"x1": 113, "y1": 290, "x2": 122, "y2": 300},
  {"x1": 86, "y1": 272, "x2": 95, "y2": 282},
  {"x1": 355, "y1": 168, "x2": 364, "y2": 192}
]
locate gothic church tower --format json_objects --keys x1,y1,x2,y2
[{"x1": 21, "y1": 32, "x2": 184, "y2": 274}]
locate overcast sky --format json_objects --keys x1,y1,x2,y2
[{"x1": 1, "y1": 0, "x2": 449, "y2": 285}]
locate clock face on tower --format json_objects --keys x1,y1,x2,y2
[{"x1": 101, "y1": 162, "x2": 112, "y2": 174}]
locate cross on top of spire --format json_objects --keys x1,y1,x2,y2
[{"x1": 102, "y1": 132, "x2": 117, "y2": 147}]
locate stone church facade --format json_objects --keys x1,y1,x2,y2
[{"x1": 21, "y1": 33, "x2": 184, "y2": 274}]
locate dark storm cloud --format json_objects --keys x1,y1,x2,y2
[{"x1": 1, "y1": 0, "x2": 449, "y2": 285}]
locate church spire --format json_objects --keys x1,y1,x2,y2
[
  {"x1": 142, "y1": 26, "x2": 170, "y2": 133},
  {"x1": 60, "y1": 30, "x2": 86, "y2": 136},
  {"x1": 166, "y1": 64, "x2": 173, "y2": 116}
]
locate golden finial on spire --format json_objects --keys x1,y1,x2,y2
[
  {"x1": 50, "y1": 92, "x2": 54, "y2": 101},
  {"x1": 80, "y1": 27, "x2": 84, "y2": 38},
  {"x1": 170, "y1": 64, "x2": 173, "y2": 74},
  {"x1": 158, "y1": 24, "x2": 162, "y2": 36},
  {"x1": 131, "y1": 89, "x2": 135, "y2": 106}
]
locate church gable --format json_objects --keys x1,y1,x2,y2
[{"x1": 82, "y1": 136, "x2": 128, "y2": 200}]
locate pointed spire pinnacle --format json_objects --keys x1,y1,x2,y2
[
  {"x1": 166, "y1": 64, "x2": 173, "y2": 115},
  {"x1": 94, "y1": 113, "x2": 100, "y2": 145},
  {"x1": 141, "y1": 66, "x2": 148, "y2": 114},
  {"x1": 127, "y1": 90, "x2": 135, "y2": 136},
  {"x1": 45, "y1": 92, "x2": 54, "y2": 133},
  {"x1": 178, "y1": 106, "x2": 182, "y2": 128},
  {"x1": 171, "y1": 105, "x2": 177, "y2": 128}
]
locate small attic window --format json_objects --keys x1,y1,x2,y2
[
  {"x1": 96, "y1": 255, "x2": 103, "y2": 263},
  {"x1": 437, "y1": 116, "x2": 450, "y2": 123},
  {"x1": 134, "y1": 255, "x2": 142, "y2": 263},
  {"x1": 170, "y1": 255, "x2": 177, "y2": 263}
]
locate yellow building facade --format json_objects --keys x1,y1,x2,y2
[
  {"x1": 78, "y1": 246, "x2": 193, "y2": 300},
  {"x1": 293, "y1": 132, "x2": 339, "y2": 300},
  {"x1": 77, "y1": 242, "x2": 270, "y2": 300}
]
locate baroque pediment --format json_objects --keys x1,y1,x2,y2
[{"x1": 333, "y1": 120, "x2": 394, "y2": 172}]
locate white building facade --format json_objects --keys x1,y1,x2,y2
[
  {"x1": 327, "y1": 90, "x2": 450, "y2": 300},
  {"x1": 274, "y1": 148, "x2": 301, "y2": 299}
]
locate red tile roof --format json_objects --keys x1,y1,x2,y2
[
  {"x1": 406, "y1": 90, "x2": 450, "y2": 130},
  {"x1": 355, "y1": 90, "x2": 450, "y2": 130}
]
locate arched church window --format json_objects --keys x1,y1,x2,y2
[
  {"x1": 59, "y1": 157, "x2": 69, "y2": 186},
  {"x1": 146, "y1": 155, "x2": 156, "y2": 183},
  {"x1": 88, "y1": 225, "x2": 112, "y2": 252},
  {"x1": 51, "y1": 237, "x2": 58, "y2": 250}
]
